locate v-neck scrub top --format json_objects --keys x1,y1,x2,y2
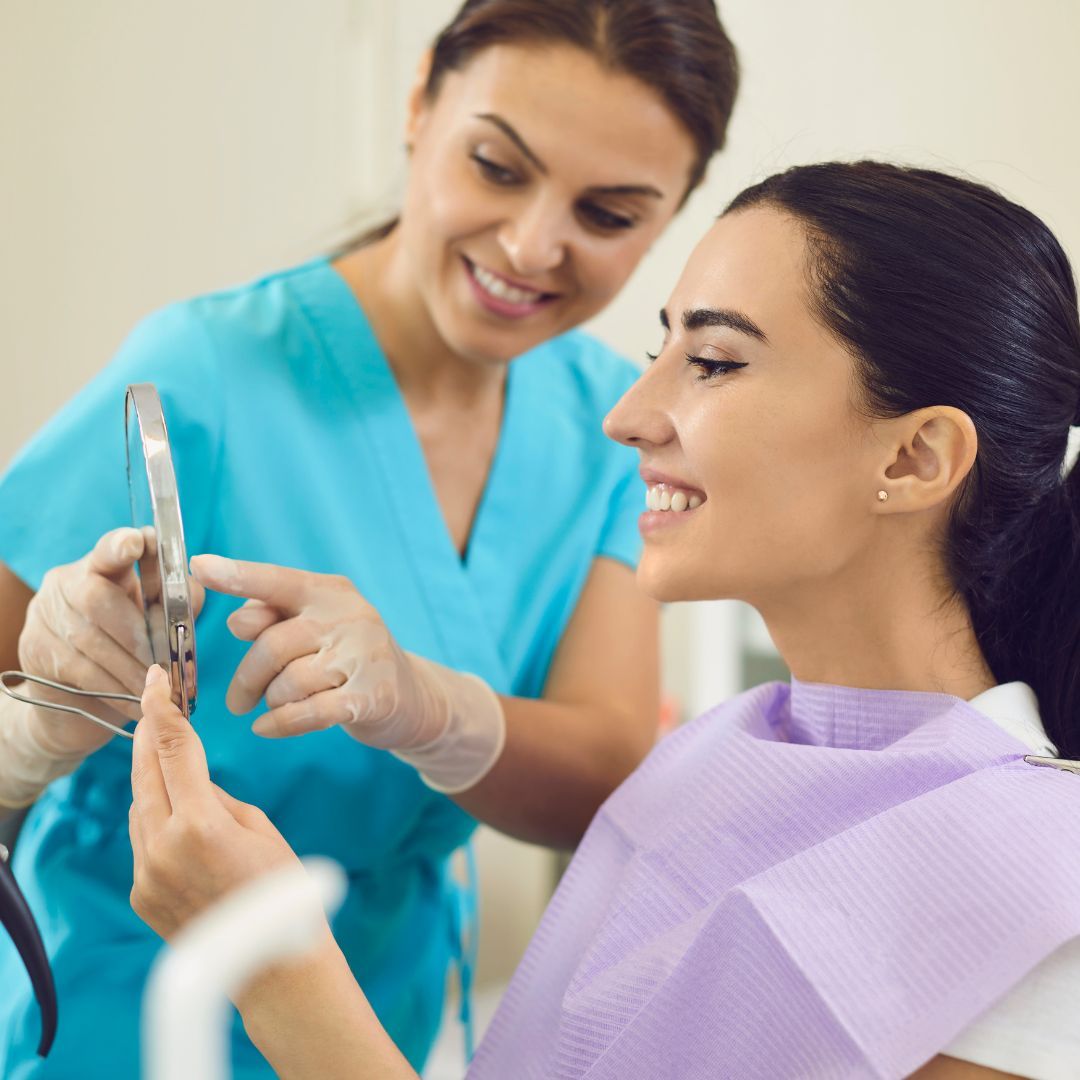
[{"x1": 0, "y1": 259, "x2": 645, "y2": 1078}]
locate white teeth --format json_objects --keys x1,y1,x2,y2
[
  {"x1": 471, "y1": 263, "x2": 544, "y2": 305},
  {"x1": 645, "y1": 484, "x2": 703, "y2": 513}
]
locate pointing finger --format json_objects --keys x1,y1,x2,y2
[{"x1": 190, "y1": 555, "x2": 321, "y2": 615}]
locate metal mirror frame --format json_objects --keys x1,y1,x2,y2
[{"x1": 125, "y1": 384, "x2": 197, "y2": 718}]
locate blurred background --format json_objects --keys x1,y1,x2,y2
[{"x1": 3, "y1": 1, "x2": 1080, "y2": 1073}]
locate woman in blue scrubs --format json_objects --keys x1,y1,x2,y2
[{"x1": 0, "y1": 2, "x2": 738, "y2": 1075}]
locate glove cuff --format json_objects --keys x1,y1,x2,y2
[
  {"x1": 0, "y1": 692, "x2": 86, "y2": 809},
  {"x1": 392, "y1": 660, "x2": 506, "y2": 795}
]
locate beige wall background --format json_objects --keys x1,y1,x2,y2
[{"x1": 4, "y1": 0, "x2": 1080, "y2": 1009}]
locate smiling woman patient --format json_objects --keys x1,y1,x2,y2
[{"x1": 130, "y1": 161, "x2": 1080, "y2": 1080}]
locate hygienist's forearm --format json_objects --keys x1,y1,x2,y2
[
  {"x1": 237, "y1": 932, "x2": 418, "y2": 1080},
  {"x1": 451, "y1": 697, "x2": 654, "y2": 849}
]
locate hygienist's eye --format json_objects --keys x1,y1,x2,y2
[
  {"x1": 471, "y1": 152, "x2": 519, "y2": 186},
  {"x1": 578, "y1": 201, "x2": 635, "y2": 232}
]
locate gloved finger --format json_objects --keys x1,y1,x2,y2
[
  {"x1": 35, "y1": 559, "x2": 147, "y2": 665},
  {"x1": 251, "y1": 688, "x2": 358, "y2": 739},
  {"x1": 264, "y1": 653, "x2": 346, "y2": 711},
  {"x1": 188, "y1": 576, "x2": 206, "y2": 621},
  {"x1": 226, "y1": 600, "x2": 284, "y2": 642},
  {"x1": 190, "y1": 554, "x2": 327, "y2": 616},
  {"x1": 225, "y1": 616, "x2": 321, "y2": 716},
  {"x1": 57, "y1": 572, "x2": 153, "y2": 676},
  {"x1": 138, "y1": 665, "x2": 215, "y2": 812},
  {"x1": 85, "y1": 528, "x2": 145, "y2": 584},
  {"x1": 21, "y1": 618, "x2": 143, "y2": 725}
]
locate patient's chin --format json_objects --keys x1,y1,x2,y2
[{"x1": 635, "y1": 562, "x2": 718, "y2": 604}]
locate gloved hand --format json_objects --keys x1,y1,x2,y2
[
  {"x1": 192, "y1": 554, "x2": 506, "y2": 794},
  {"x1": 0, "y1": 528, "x2": 204, "y2": 808},
  {"x1": 19, "y1": 528, "x2": 152, "y2": 746}
]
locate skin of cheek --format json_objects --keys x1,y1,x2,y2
[
  {"x1": 638, "y1": 371, "x2": 878, "y2": 606},
  {"x1": 633, "y1": 207, "x2": 886, "y2": 606},
  {"x1": 394, "y1": 46, "x2": 692, "y2": 365},
  {"x1": 399, "y1": 143, "x2": 658, "y2": 365}
]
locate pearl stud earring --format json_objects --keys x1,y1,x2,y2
[{"x1": 877, "y1": 490, "x2": 889, "y2": 502}]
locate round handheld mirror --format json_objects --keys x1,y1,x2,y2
[{"x1": 125, "y1": 384, "x2": 197, "y2": 718}]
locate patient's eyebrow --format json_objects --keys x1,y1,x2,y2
[{"x1": 681, "y1": 306, "x2": 769, "y2": 344}]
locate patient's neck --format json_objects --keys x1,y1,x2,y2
[{"x1": 754, "y1": 545, "x2": 996, "y2": 701}]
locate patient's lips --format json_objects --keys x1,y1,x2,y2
[{"x1": 640, "y1": 467, "x2": 706, "y2": 514}]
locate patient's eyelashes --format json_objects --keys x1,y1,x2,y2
[{"x1": 686, "y1": 355, "x2": 748, "y2": 381}]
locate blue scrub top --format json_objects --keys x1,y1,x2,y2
[{"x1": 0, "y1": 259, "x2": 644, "y2": 1078}]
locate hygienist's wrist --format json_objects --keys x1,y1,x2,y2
[
  {"x1": 0, "y1": 691, "x2": 86, "y2": 809},
  {"x1": 392, "y1": 659, "x2": 507, "y2": 794}
]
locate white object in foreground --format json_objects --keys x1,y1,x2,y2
[{"x1": 143, "y1": 857, "x2": 347, "y2": 1080}]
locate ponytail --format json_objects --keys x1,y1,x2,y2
[{"x1": 976, "y1": 456, "x2": 1080, "y2": 756}]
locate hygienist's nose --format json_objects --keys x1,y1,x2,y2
[
  {"x1": 603, "y1": 363, "x2": 675, "y2": 449},
  {"x1": 497, "y1": 196, "x2": 567, "y2": 277}
]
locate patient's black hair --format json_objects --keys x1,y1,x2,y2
[{"x1": 728, "y1": 161, "x2": 1080, "y2": 756}]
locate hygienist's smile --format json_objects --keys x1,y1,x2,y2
[
  {"x1": 461, "y1": 254, "x2": 560, "y2": 320},
  {"x1": 398, "y1": 43, "x2": 697, "y2": 366}
]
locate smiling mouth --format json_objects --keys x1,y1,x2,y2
[
  {"x1": 463, "y1": 256, "x2": 559, "y2": 309},
  {"x1": 645, "y1": 482, "x2": 705, "y2": 513}
]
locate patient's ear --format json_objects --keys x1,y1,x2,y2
[{"x1": 874, "y1": 406, "x2": 977, "y2": 513}]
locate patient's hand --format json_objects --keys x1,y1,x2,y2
[{"x1": 129, "y1": 666, "x2": 303, "y2": 941}]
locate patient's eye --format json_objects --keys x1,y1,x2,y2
[{"x1": 686, "y1": 355, "x2": 748, "y2": 381}]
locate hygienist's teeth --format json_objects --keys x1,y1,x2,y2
[
  {"x1": 473, "y1": 264, "x2": 543, "y2": 304},
  {"x1": 659, "y1": 489, "x2": 672, "y2": 511},
  {"x1": 646, "y1": 487, "x2": 660, "y2": 511},
  {"x1": 688, "y1": 494, "x2": 702, "y2": 510},
  {"x1": 670, "y1": 491, "x2": 688, "y2": 513}
]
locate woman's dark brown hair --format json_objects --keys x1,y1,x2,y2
[
  {"x1": 425, "y1": 0, "x2": 738, "y2": 195},
  {"x1": 343, "y1": 1, "x2": 738, "y2": 251}
]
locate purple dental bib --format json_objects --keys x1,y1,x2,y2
[{"x1": 469, "y1": 680, "x2": 1080, "y2": 1079}]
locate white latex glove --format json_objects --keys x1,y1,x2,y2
[
  {"x1": 192, "y1": 554, "x2": 506, "y2": 794},
  {"x1": 0, "y1": 528, "x2": 205, "y2": 808}
]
